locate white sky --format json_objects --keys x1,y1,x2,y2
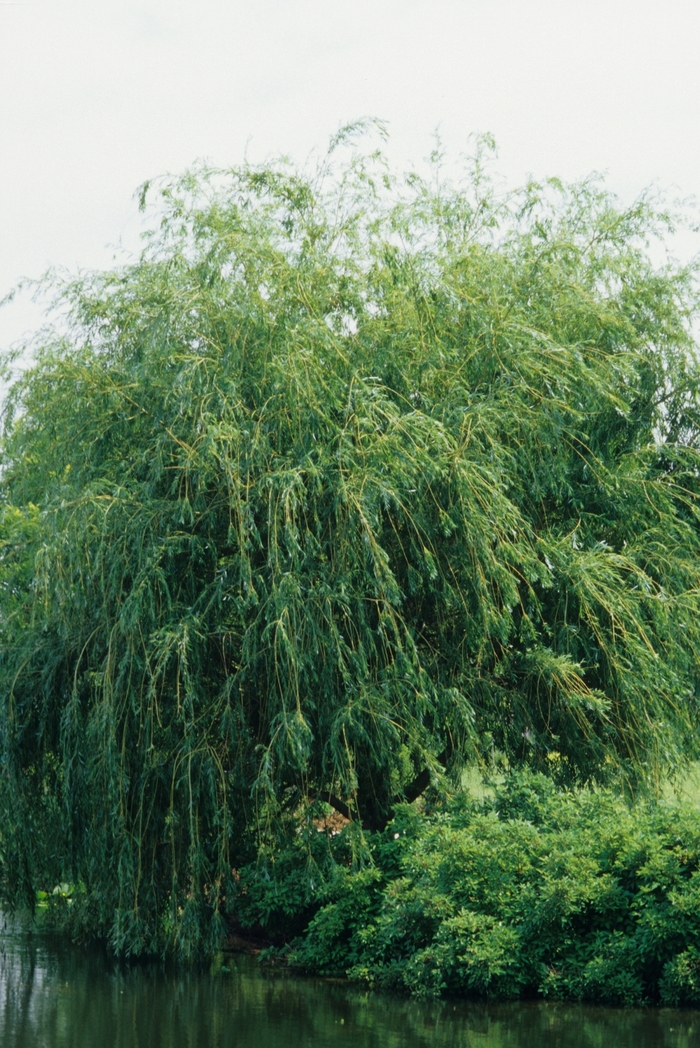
[{"x1": 2, "y1": 0, "x2": 700, "y2": 354}]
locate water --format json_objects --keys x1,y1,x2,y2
[{"x1": 0, "y1": 916, "x2": 698, "y2": 1047}]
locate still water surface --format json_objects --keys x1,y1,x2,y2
[{"x1": 0, "y1": 916, "x2": 698, "y2": 1047}]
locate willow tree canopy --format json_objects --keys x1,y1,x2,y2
[{"x1": 2, "y1": 129, "x2": 700, "y2": 956}]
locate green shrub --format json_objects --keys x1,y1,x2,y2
[{"x1": 283, "y1": 773, "x2": 700, "y2": 1004}]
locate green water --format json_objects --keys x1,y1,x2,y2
[{"x1": 0, "y1": 917, "x2": 698, "y2": 1047}]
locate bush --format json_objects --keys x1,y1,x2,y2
[{"x1": 283, "y1": 773, "x2": 700, "y2": 1004}]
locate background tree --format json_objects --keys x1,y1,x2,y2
[{"x1": 1, "y1": 127, "x2": 700, "y2": 956}]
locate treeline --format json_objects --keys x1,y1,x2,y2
[{"x1": 1, "y1": 124, "x2": 700, "y2": 961}]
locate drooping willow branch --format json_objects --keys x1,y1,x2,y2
[{"x1": 1, "y1": 126, "x2": 700, "y2": 958}]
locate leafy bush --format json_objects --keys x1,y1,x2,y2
[{"x1": 285, "y1": 773, "x2": 700, "y2": 1005}]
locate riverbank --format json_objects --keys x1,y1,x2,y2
[{"x1": 233, "y1": 771, "x2": 700, "y2": 1006}]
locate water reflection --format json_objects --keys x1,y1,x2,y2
[{"x1": 0, "y1": 916, "x2": 698, "y2": 1047}]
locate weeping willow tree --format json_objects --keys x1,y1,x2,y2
[{"x1": 2, "y1": 126, "x2": 700, "y2": 957}]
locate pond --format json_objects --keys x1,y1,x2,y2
[{"x1": 0, "y1": 916, "x2": 698, "y2": 1047}]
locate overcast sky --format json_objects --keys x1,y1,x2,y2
[{"x1": 2, "y1": 0, "x2": 700, "y2": 355}]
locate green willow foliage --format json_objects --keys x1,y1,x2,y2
[{"x1": 1, "y1": 127, "x2": 700, "y2": 956}]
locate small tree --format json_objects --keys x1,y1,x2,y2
[{"x1": 2, "y1": 127, "x2": 700, "y2": 956}]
